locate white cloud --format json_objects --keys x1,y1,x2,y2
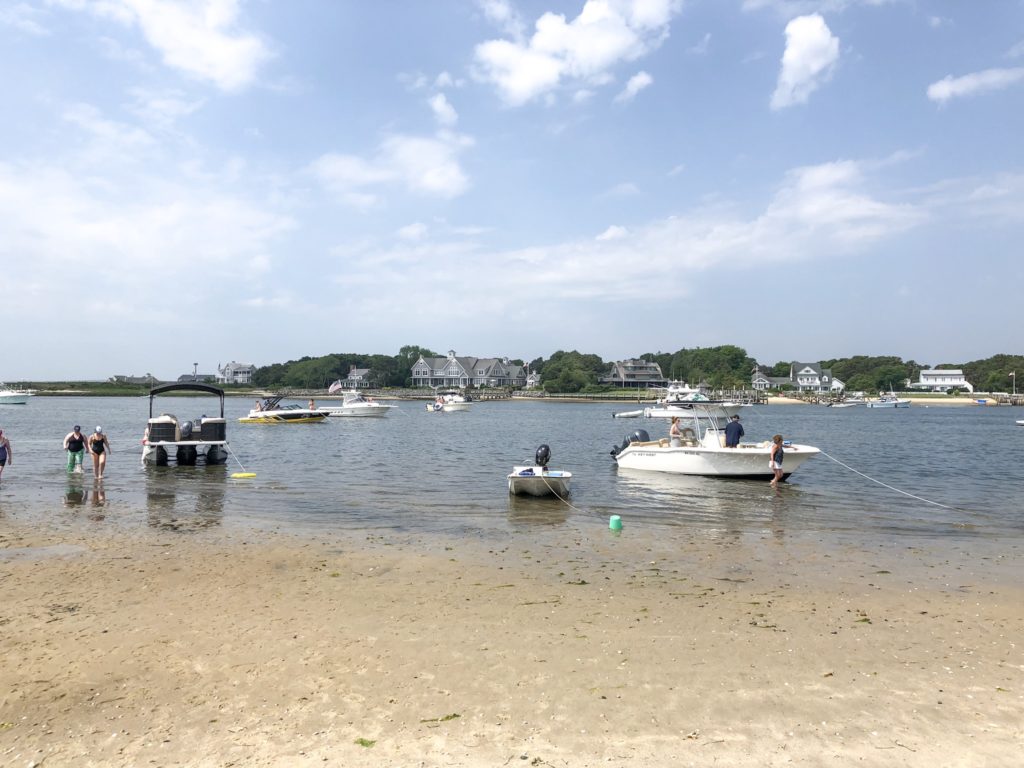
[
  {"x1": 53, "y1": 0, "x2": 272, "y2": 91},
  {"x1": 1009, "y1": 40, "x2": 1024, "y2": 59},
  {"x1": 689, "y1": 32, "x2": 711, "y2": 55},
  {"x1": 596, "y1": 224, "x2": 628, "y2": 240},
  {"x1": 398, "y1": 222, "x2": 429, "y2": 241},
  {"x1": 477, "y1": 0, "x2": 525, "y2": 40},
  {"x1": 614, "y1": 70, "x2": 653, "y2": 102},
  {"x1": 128, "y1": 88, "x2": 206, "y2": 129},
  {"x1": 429, "y1": 93, "x2": 459, "y2": 126},
  {"x1": 474, "y1": 0, "x2": 681, "y2": 106},
  {"x1": 926, "y1": 68, "x2": 1024, "y2": 104},
  {"x1": 770, "y1": 14, "x2": 840, "y2": 110},
  {"x1": 310, "y1": 132, "x2": 473, "y2": 207},
  {"x1": 0, "y1": 3, "x2": 50, "y2": 35},
  {"x1": 602, "y1": 181, "x2": 640, "y2": 197}
]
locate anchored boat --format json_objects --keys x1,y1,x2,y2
[
  {"x1": 318, "y1": 390, "x2": 396, "y2": 417},
  {"x1": 610, "y1": 406, "x2": 819, "y2": 480},
  {"x1": 507, "y1": 444, "x2": 572, "y2": 497},
  {"x1": 143, "y1": 383, "x2": 229, "y2": 466},
  {"x1": 239, "y1": 395, "x2": 326, "y2": 424}
]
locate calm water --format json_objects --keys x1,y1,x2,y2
[{"x1": 1, "y1": 396, "x2": 1022, "y2": 547}]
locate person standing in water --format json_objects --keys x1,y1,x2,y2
[
  {"x1": 769, "y1": 434, "x2": 785, "y2": 487},
  {"x1": 64, "y1": 425, "x2": 87, "y2": 473},
  {"x1": 89, "y1": 426, "x2": 111, "y2": 480},
  {"x1": 0, "y1": 428, "x2": 11, "y2": 482}
]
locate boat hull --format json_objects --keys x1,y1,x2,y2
[
  {"x1": 644, "y1": 403, "x2": 747, "y2": 420},
  {"x1": 0, "y1": 393, "x2": 30, "y2": 405},
  {"x1": 239, "y1": 411, "x2": 326, "y2": 423},
  {"x1": 614, "y1": 441, "x2": 819, "y2": 479},
  {"x1": 319, "y1": 405, "x2": 394, "y2": 417},
  {"x1": 507, "y1": 466, "x2": 572, "y2": 497}
]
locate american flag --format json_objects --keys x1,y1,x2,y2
[{"x1": 328, "y1": 379, "x2": 343, "y2": 394}]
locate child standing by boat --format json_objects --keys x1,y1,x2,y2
[{"x1": 769, "y1": 434, "x2": 784, "y2": 487}]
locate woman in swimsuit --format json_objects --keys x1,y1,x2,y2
[
  {"x1": 0, "y1": 428, "x2": 11, "y2": 482},
  {"x1": 89, "y1": 426, "x2": 111, "y2": 480}
]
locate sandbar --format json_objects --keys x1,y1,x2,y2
[{"x1": 1, "y1": 519, "x2": 1022, "y2": 767}]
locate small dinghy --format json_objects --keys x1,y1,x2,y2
[{"x1": 508, "y1": 444, "x2": 572, "y2": 497}]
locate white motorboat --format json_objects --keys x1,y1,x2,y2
[
  {"x1": 0, "y1": 384, "x2": 32, "y2": 405},
  {"x1": 610, "y1": 407, "x2": 819, "y2": 480},
  {"x1": 426, "y1": 390, "x2": 472, "y2": 412},
  {"x1": 507, "y1": 445, "x2": 572, "y2": 497},
  {"x1": 615, "y1": 381, "x2": 749, "y2": 420},
  {"x1": 142, "y1": 383, "x2": 229, "y2": 466},
  {"x1": 865, "y1": 388, "x2": 910, "y2": 408},
  {"x1": 239, "y1": 395, "x2": 326, "y2": 423},
  {"x1": 1016, "y1": 420, "x2": 1024, "y2": 426},
  {"x1": 318, "y1": 390, "x2": 396, "y2": 417}
]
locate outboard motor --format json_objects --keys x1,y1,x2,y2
[
  {"x1": 535, "y1": 444, "x2": 551, "y2": 467},
  {"x1": 180, "y1": 420, "x2": 193, "y2": 439},
  {"x1": 611, "y1": 429, "x2": 650, "y2": 457}
]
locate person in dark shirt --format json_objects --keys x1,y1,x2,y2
[
  {"x1": 724, "y1": 414, "x2": 744, "y2": 447},
  {"x1": 63, "y1": 425, "x2": 86, "y2": 473}
]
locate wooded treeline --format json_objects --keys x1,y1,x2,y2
[{"x1": 252, "y1": 345, "x2": 1024, "y2": 394}]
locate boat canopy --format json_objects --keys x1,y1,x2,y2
[{"x1": 149, "y1": 382, "x2": 226, "y2": 418}]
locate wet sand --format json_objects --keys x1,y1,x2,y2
[{"x1": 1, "y1": 520, "x2": 1022, "y2": 767}]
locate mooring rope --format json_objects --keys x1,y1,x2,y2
[
  {"x1": 819, "y1": 449, "x2": 956, "y2": 510},
  {"x1": 538, "y1": 472, "x2": 590, "y2": 515}
]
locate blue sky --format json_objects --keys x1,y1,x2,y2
[{"x1": 2, "y1": 0, "x2": 1022, "y2": 380}]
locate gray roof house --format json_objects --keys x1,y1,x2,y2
[
  {"x1": 600, "y1": 358, "x2": 666, "y2": 388},
  {"x1": 752, "y1": 363, "x2": 844, "y2": 392},
  {"x1": 411, "y1": 350, "x2": 526, "y2": 388},
  {"x1": 217, "y1": 361, "x2": 255, "y2": 385},
  {"x1": 343, "y1": 365, "x2": 372, "y2": 389}
]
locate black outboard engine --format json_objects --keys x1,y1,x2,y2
[
  {"x1": 535, "y1": 444, "x2": 551, "y2": 467},
  {"x1": 611, "y1": 429, "x2": 650, "y2": 457}
]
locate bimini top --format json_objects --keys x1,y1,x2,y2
[{"x1": 149, "y1": 382, "x2": 226, "y2": 418}]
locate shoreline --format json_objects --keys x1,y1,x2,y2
[{"x1": 2, "y1": 519, "x2": 1022, "y2": 766}]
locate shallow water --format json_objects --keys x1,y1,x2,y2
[{"x1": 1, "y1": 396, "x2": 1022, "y2": 549}]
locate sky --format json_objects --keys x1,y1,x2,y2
[{"x1": 2, "y1": 0, "x2": 1023, "y2": 380}]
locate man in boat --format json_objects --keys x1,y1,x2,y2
[{"x1": 724, "y1": 414, "x2": 744, "y2": 448}]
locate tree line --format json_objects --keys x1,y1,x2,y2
[{"x1": 250, "y1": 345, "x2": 1023, "y2": 394}]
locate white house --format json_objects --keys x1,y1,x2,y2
[
  {"x1": 753, "y1": 362, "x2": 844, "y2": 392},
  {"x1": 909, "y1": 369, "x2": 973, "y2": 393},
  {"x1": 217, "y1": 361, "x2": 255, "y2": 384}
]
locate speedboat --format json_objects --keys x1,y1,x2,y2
[
  {"x1": 610, "y1": 407, "x2": 819, "y2": 480},
  {"x1": 426, "y1": 390, "x2": 472, "y2": 412},
  {"x1": 615, "y1": 381, "x2": 749, "y2": 421},
  {"x1": 239, "y1": 395, "x2": 326, "y2": 423},
  {"x1": 0, "y1": 384, "x2": 32, "y2": 405},
  {"x1": 142, "y1": 383, "x2": 229, "y2": 465},
  {"x1": 507, "y1": 445, "x2": 572, "y2": 497},
  {"x1": 318, "y1": 390, "x2": 396, "y2": 417},
  {"x1": 865, "y1": 388, "x2": 910, "y2": 408}
]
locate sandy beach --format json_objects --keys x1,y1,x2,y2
[{"x1": 2, "y1": 518, "x2": 1022, "y2": 768}]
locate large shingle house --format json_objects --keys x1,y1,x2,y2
[
  {"x1": 600, "y1": 358, "x2": 666, "y2": 388},
  {"x1": 217, "y1": 361, "x2": 255, "y2": 385},
  {"x1": 411, "y1": 350, "x2": 526, "y2": 388},
  {"x1": 752, "y1": 362, "x2": 844, "y2": 393}
]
